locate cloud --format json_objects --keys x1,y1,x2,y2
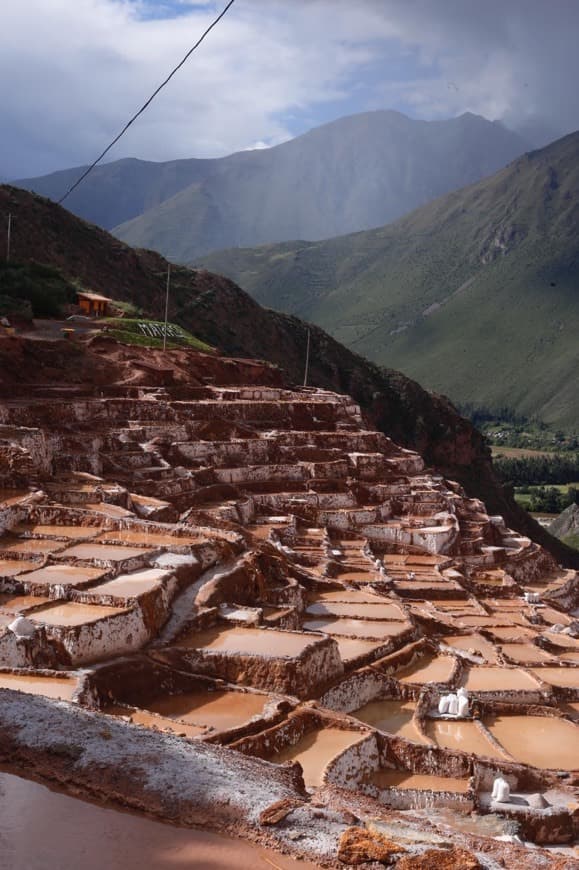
[{"x1": 1, "y1": 0, "x2": 578, "y2": 178}]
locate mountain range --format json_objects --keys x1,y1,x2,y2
[
  {"x1": 2, "y1": 181, "x2": 576, "y2": 569},
  {"x1": 197, "y1": 132, "x2": 579, "y2": 429},
  {"x1": 15, "y1": 110, "x2": 528, "y2": 261}
]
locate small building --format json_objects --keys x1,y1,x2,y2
[{"x1": 77, "y1": 291, "x2": 111, "y2": 317}]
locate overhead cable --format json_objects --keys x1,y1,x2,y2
[{"x1": 59, "y1": 0, "x2": 237, "y2": 203}]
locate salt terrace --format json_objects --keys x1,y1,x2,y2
[{"x1": 0, "y1": 371, "x2": 577, "y2": 867}]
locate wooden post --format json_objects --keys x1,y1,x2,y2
[
  {"x1": 6, "y1": 213, "x2": 12, "y2": 262},
  {"x1": 303, "y1": 327, "x2": 311, "y2": 388},
  {"x1": 163, "y1": 263, "x2": 171, "y2": 351}
]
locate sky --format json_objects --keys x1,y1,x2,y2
[{"x1": 2, "y1": 0, "x2": 578, "y2": 179}]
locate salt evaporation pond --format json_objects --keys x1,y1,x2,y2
[
  {"x1": 485, "y1": 715, "x2": 579, "y2": 769},
  {"x1": 425, "y1": 720, "x2": 507, "y2": 759},
  {"x1": 531, "y1": 668, "x2": 579, "y2": 689},
  {"x1": 441, "y1": 634, "x2": 498, "y2": 663},
  {"x1": 103, "y1": 704, "x2": 207, "y2": 738},
  {"x1": 0, "y1": 672, "x2": 77, "y2": 700},
  {"x1": 333, "y1": 636, "x2": 384, "y2": 663},
  {"x1": 272, "y1": 727, "x2": 364, "y2": 788},
  {"x1": 30, "y1": 601, "x2": 125, "y2": 627},
  {"x1": 368, "y1": 770, "x2": 470, "y2": 793},
  {"x1": 181, "y1": 626, "x2": 316, "y2": 657},
  {"x1": 0, "y1": 770, "x2": 313, "y2": 870},
  {"x1": 353, "y1": 698, "x2": 427, "y2": 743},
  {"x1": 461, "y1": 666, "x2": 542, "y2": 692},
  {"x1": 145, "y1": 689, "x2": 269, "y2": 732},
  {"x1": 303, "y1": 617, "x2": 409, "y2": 640},
  {"x1": 396, "y1": 655, "x2": 456, "y2": 684},
  {"x1": 306, "y1": 601, "x2": 405, "y2": 620}
]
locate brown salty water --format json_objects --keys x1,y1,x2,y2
[
  {"x1": 531, "y1": 667, "x2": 579, "y2": 689},
  {"x1": 18, "y1": 564, "x2": 106, "y2": 589},
  {"x1": 441, "y1": 634, "x2": 498, "y2": 663},
  {"x1": 368, "y1": 770, "x2": 470, "y2": 793},
  {"x1": 425, "y1": 720, "x2": 507, "y2": 759},
  {"x1": 0, "y1": 672, "x2": 77, "y2": 700},
  {"x1": 59, "y1": 543, "x2": 152, "y2": 561},
  {"x1": 272, "y1": 728, "x2": 364, "y2": 788},
  {"x1": 181, "y1": 626, "x2": 317, "y2": 657},
  {"x1": 103, "y1": 704, "x2": 207, "y2": 739},
  {"x1": 333, "y1": 636, "x2": 383, "y2": 663},
  {"x1": 146, "y1": 689, "x2": 269, "y2": 731},
  {"x1": 303, "y1": 617, "x2": 409, "y2": 640},
  {"x1": 0, "y1": 770, "x2": 317, "y2": 870},
  {"x1": 485, "y1": 715, "x2": 579, "y2": 769},
  {"x1": 396, "y1": 655, "x2": 456, "y2": 685},
  {"x1": 461, "y1": 666, "x2": 542, "y2": 692},
  {"x1": 30, "y1": 601, "x2": 124, "y2": 626},
  {"x1": 306, "y1": 601, "x2": 405, "y2": 620},
  {"x1": 353, "y1": 698, "x2": 427, "y2": 743}
]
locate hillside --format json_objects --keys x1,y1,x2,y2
[
  {"x1": 15, "y1": 111, "x2": 527, "y2": 261},
  {"x1": 197, "y1": 132, "x2": 579, "y2": 429},
  {"x1": 1, "y1": 182, "x2": 577, "y2": 570}
]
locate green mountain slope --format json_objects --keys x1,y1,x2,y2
[
  {"x1": 2, "y1": 181, "x2": 577, "y2": 569},
  {"x1": 16, "y1": 111, "x2": 527, "y2": 260},
  {"x1": 196, "y1": 132, "x2": 579, "y2": 428}
]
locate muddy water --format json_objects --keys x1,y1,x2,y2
[
  {"x1": 353, "y1": 699, "x2": 427, "y2": 743},
  {"x1": 306, "y1": 601, "x2": 405, "y2": 620},
  {"x1": 88, "y1": 569, "x2": 166, "y2": 599},
  {"x1": 531, "y1": 667, "x2": 579, "y2": 689},
  {"x1": 31, "y1": 601, "x2": 124, "y2": 626},
  {"x1": 368, "y1": 770, "x2": 470, "y2": 793},
  {"x1": 333, "y1": 636, "x2": 383, "y2": 663},
  {"x1": 146, "y1": 690, "x2": 268, "y2": 732},
  {"x1": 14, "y1": 524, "x2": 101, "y2": 539},
  {"x1": 425, "y1": 720, "x2": 507, "y2": 759},
  {"x1": 0, "y1": 593, "x2": 51, "y2": 613},
  {"x1": 501, "y1": 643, "x2": 556, "y2": 664},
  {"x1": 0, "y1": 771, "x2": 315, "y2": 870},
  {"x1": 0, "y1": 558, "x2": 40, "y2": 577},
  {"x1": 312, "y1": 589, "x2": 384, "y2": 604},
  {"x1": 18, "y1": 564, "x2": 106, "y2": 588},
  {"x1": 396, "y1": 655, "x2": 456, "y2": 685},
  {"x1": 461, "y1": 666, "x2": 541, "y2": 692},
  {"x1": 335, "y1": 570, "x2": 374, "y2": 583},
  {"x1": 272, "y1": 727, "x2": 364, "y2": 788},
  {"x1": 60, "y1": 543, "x2": 152, "y2": 562},
  {"x1": 303, "y1": 617, "x2": 408, "y2": 640},
  {"x1": 0, "y1": 538, "x2": 64, "y2": 555},
  {"x1": 103, "y1": 704, "x2": 207, "y2": 738},
  {"x1": 96, "y1": 530, "x2": 199, "y2": 547},
  {"x1": 441, "y1": 634, "x2": 498, "y2": 663},
  {"x1": 488, "y1": 626, "x2": 536, "y2": 642},
  {"x1": 0, "y1": 672, "x2": 76, "y2": 700},
  {"x1": 485, "y1": 715, "x2": 579, "y2": 769},
  {"x1": 181, "y1": 626, "x2": 316, "y2": 657}
]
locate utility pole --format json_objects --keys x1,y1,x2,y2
[
  {"x1": 6, "y1": 213, "x2": 12, "y2": 262},
  {"x1": 303, "y1": 327, "x2": 311, "y2": 388},
  {"x1": 162, "y1": 263, "x2": 171, "y2": 351}
]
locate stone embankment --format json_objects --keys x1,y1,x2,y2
[{"x1": 0, "y1": 347, "x2": 577, "y2": 867}]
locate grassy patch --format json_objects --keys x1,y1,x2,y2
[
  {"x1": 0, "y1": 261, "x2": 77, "y2": 317},
  {"x1": 103, "y1": 318, "x2": 213, "y2": 352}
]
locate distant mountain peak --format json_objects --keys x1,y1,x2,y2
[{"x1": 15, "y1": 109, "x2": 528, "y2": 262}]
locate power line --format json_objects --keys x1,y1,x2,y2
[{"x1": 58, "y1": 0, "x2": 237, "y2": 204}]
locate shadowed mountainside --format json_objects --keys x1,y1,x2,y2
[
  {"x1": 197, "y1": 132, "x2": 579, "y2": 429},
  {"x1": 0, "y1": 182, "x2": 576, "y2": 568}
]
